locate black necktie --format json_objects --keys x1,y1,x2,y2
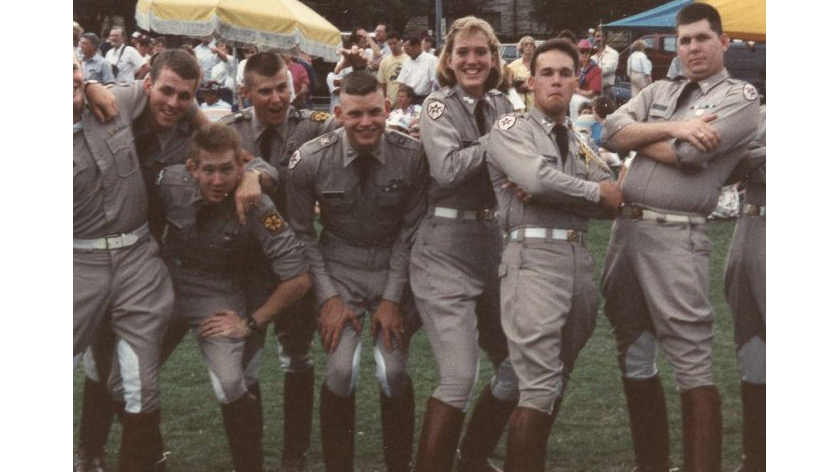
[
  {"x1": 354, "y1": 153, "x2": 376, "y2": 193},
  {"x1": 553, "y1": 124, "x2": 569, "y2": 165},
  {"x1": 260, "y1": 127, "x2": 277, "y2": 160},
  {"x1": 475, "y1": 100, "x2": 487, "y2": 136},
  {"x1": 676, "y1": 81, "x2": 700, "y2": 110}
]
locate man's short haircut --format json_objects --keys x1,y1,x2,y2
[
  {"x1": 530, "y1": 38, "x2": 580, "y2": 76},
  {"x1": 81, "y1": 32, "x2": 100, "y2": 47},
  {"x1": 387, "y1": 31, "x2": 401, "y2": 41},
  {"x1": 556, "y1": 29, "x2": 577, "y2": 44},
  {"x1": 436, "y1": 16, "x2": 503, "y2": 92},
  {"x1": 341, "y1": 70, "x2": 380, "y2": 96},
  {"x1": 149, "y1": 49, "x2": 201, "y2": 82},
  {"x1": 110, "y1": 27, "x2": 124, "y2": 37},
  {"x1": 403, "y1": 35, "x2": 422, "y2": 46},
  {"x1": 243, "y1": 52, "x2": 286, "y2": 88},
  {"x1": 152, "y1": 37, "x2": 167, "y2": 47},
  {"x1": 676, "y1": 3, "x2": 723, "y2": 36},
  {"x1": 189, "y1": 123, "x2": 242, "y2": 163}
]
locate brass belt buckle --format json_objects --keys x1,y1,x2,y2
[
  {"x1": 477, "y1": 209, "x2": 492, "y2": 220},
  {"x1": 567, "y1": 229, "x2": 579, "y2": 242},
  {"x1": 744, "y1": 204, "x2": 759, "y2": 216}
]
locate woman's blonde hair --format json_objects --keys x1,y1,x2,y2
[{"x1": 436, "y1": 16, "x2": 503, "y2": 92}]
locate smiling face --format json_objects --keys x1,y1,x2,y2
[
  {"x1": 335, "y1": 91, "x2": 387, "y2": 153},
  {"x1": 143, "y1": 67, "x2": 199, "y2": 129},
  {"x1": 446, "y1": 29, "x2": 494, "y2": 98},
  {"x1": 189, "y1": 147, "x2": 242, "y2": 204},
  {"x1": 242, "y1": 69, "x2": 291, "y2": 127},
  {"x1": 530, "y1": 48, "x2": 578, "y2": 122},
  {"x1": 677, "y1": 19, "x2": 729, "y2": 81}
]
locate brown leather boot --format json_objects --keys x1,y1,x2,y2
[
  {"x1": 622, "y1": 376, "x2": 671, "y2": 472},
  {"x1": 503, "y1": 407, "x2": 553, "y2": 472},
  {"x1": 457, "y1": 385, "x2": 516, "y2": 472},
  {"x1": 681, "y1": 385, "x2": 722, "y2": 472},
  {"x1": 733, "y1": 382, "x2": 765, "y2": 472},
  {"x1": 415, "y1": 397, "x2": 466, "y2": 472},
  {"x1": 221, "y1": 393, "x2": 265, "y2": 472},
  {"x1": 77, "y1": 377, "x2": 115, "y2": 472},
  {"x1": 319, "y1": 384, "x2": 355, "y2": 472},
  {"x1": 281, "y1": 369, "x2": 314, "y2": 471},
  {"x1": 380, "y1": 380, "x2": 415, "y2": 472},
  {"x1": 118, "y1": 410, "x2": 166, "y2": 472}
]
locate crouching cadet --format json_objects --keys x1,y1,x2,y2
[{"x1": 157, "y1": 123, "x2": 312, "y2": 472}]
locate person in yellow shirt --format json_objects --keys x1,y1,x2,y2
[{"x1": 507, "y1": 36, "x2": 536, "y2": 111}]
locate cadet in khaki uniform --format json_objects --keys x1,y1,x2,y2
[
  {"x1": 220, "y1": 51, "x2": 340, "y2": 470},
  {"x1": 286, "y1": 71, "x2": 427, "y2": 472},
  {"x1": 485, "y1": 39, "x2": 622, "y2": 471},
  {"x1": 157, "y1": 124, "x2": 312, "y2": 472},
  {"x1": 73, "y1": 57, "x2": 176, "y2": 472},
  {"x1": 74, "y1": 50, "x2": 275, "y2": 472},
  {"x1": 724, "y1": 105, "x2": 765, "y2": 472},
  {"x1": 600, "y1": 4, "x2": 761, "y2": 471},
  {"x1": 411, "y1": 16, "x2": 519, "y2": 472}
]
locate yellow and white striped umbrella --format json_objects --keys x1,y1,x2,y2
[{"x1": 136, "y1": 0, "x2": 341, "y2": 58}]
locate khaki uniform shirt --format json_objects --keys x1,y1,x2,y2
[
  {"x1": 420, "y1": 86, "x2": 513, "y2": 210},
  {"x1": 74, "y1": 83, "x2": 154, "y2": 239},
  {"x1": 221, "y1": 106, "x2": 338, "y2": 209},
  {"x1": 486, "y1": 108, "x2": 614, "y2": 232},
  {"x1": 286, "y1": 128, "x2": 428, "y2": 306},
  {"x1": 158, "y1": 165, "x2": 308, "y2": 283},
  {"x1": 603, "y1": 69, "x2": 761, "y2": 215}
]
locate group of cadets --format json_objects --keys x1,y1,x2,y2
[{"x1": 73, "y1": 3, "x2": 765, "y2": 472}]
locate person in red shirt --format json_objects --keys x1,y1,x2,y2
[
  {"x1": 576, "y1": 39, "x2": 602, "y2": 99},
  {"x1": 283, "y1": 53, "x2": 310, "y2": 108}
]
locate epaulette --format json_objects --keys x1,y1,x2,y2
[
  {"x1": 157, "y1": 164, "x2": 196, "y2": 186},
  {"x1": 385, "y1": 129, "x2": 421, "y2": 150},
  {"x1": 302, "y1": 129, "x2": 340, "y2": 153},
  {"x1": 438, "y1": 87, "x2": 456, "y2": 98},
  {"x1": 664, "y1": 75, "x2": 686, "y2": 82},
  {"x1": 217, "y1": 109, "x2": 251, "y2": 126},
  {"x1": 486, "y1": 88, "x2": 503, "y2": 97}
]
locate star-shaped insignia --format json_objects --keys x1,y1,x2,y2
[
  {"x1": 426, "y1": 101, "x2": 445, "y2": 120},
  {"x1": 498, "y1": 115, "x2": 517, "y2": 130},
  {"x1": 311, "y1": 111, "x2": 330, "y2": 122},
  {"x1": 742, "y1": 83, "x2": 759, "y2": 101},
  {"x1": 262, "y1": 210, "x2": 286, "y2": 235}
]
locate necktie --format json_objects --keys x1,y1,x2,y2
[
  {"x1": 475, "y1": 99, "x2": 487, "y2": 136},
  {"x1": 553, "y1": 124, "x2": 569, "y2": 165},
  {"x1": 259, "y1": 127, "x2": 277, "y2": 161},
  {"x1": 675, "y1": 81, "x2": 699, "y2": 110},
  {"x1": 354, "y1": 153, "x2": 376, "y2": 194}
]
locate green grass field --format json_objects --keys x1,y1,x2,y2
[{"x1": 73, "y1": 219, "x2": 745, "y2": 471}]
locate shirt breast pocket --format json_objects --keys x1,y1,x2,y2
[
  {"x1": 376, "y1": 188, "x2": 408, "y2": 215},
  {"x1": 105, "y1": 128, "x2": 140, "y2": 177}
]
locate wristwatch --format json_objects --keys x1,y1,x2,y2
[
  {"x1": 83, "y1": 80, "x2": 100, "y2": 92},
  {"x1": 245, "y1": 314, "x2": 261, "y2": 333}
]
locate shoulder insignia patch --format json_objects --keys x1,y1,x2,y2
[
  {"x1": 310, "y1": 111, "x2": 330, "y2": 123},
  {"x1": 289, "y1": 150, "x2": 302, "y2": 170},
  {"x1": 262, "y1": 210, "x2": 286, "y2": 235},
  {"x1": 218, "y1": 110, "x2": 250, "y2": 125},
  {"x1": 426, "y1": 100, "x2": 445, "y2": 120},
  {"x1": 497, "y1": 114, "x2": 517, "y2": 130},
  {"x1": 742, "y1": 83, "x2": 759, "y2": 101}
]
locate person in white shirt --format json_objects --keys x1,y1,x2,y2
[
  {"x1": 104, "y1": 27, "x2": 145, "y2": 83},
  {"x1": 593, "y1": 28, "x2": 619, "y2": 99},
  {"x1": 626, "y1": 39, "x2": 652, "y2": 97},
  {"x1": 396, "y1": 35, "x2": 437, "y2": 104},
  {"x1": 194, "y1": 36, "x2": 220, "y2": 84}
]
